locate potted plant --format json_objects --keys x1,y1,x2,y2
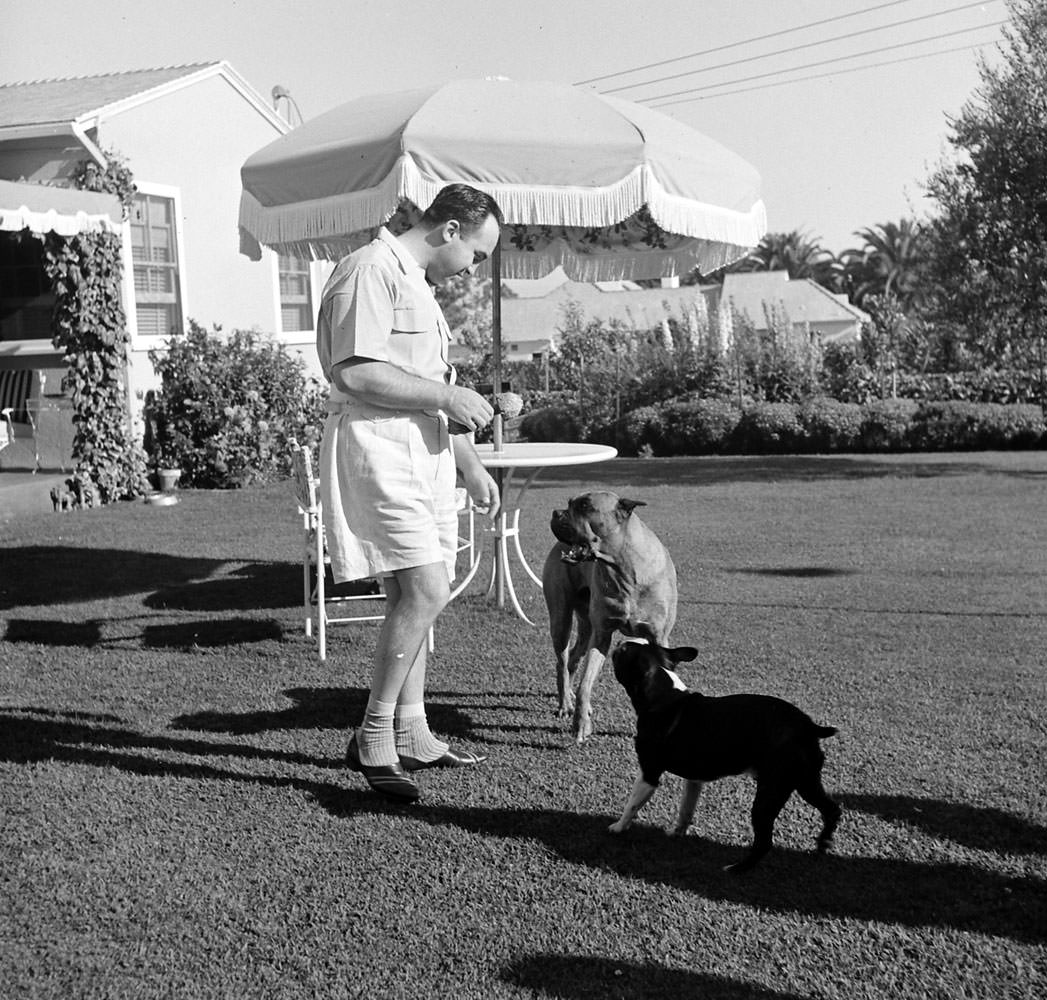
[{"x1": 142, "y1": 389, "x2": 181, "y2": 493}]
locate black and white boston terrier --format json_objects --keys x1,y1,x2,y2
[{"x1": 609, "y1": 637, "x2": 842, "y2": 872}]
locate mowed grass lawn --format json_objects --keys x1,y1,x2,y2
[{"x1": 1, "y1": 452, "x2": 1045, "y2": 1000}]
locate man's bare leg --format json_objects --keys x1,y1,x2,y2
[{"x1": 356, "y1": 562, "x2": 449, "y2": 767}]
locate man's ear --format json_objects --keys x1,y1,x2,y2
[{"x1": 617, "y1": 498, "x2": 647, "y2": 517}]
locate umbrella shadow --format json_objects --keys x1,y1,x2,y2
[
  {"x1": 501, "y1": 954, "x2": 806, "y2": 1000},
  {"x1": 171, "y1": 685, "x2": 478, "y2": 739},
  {"x1": 4, "y1": 616, "x2": 285, "y2": 649},
  {"x1": 0, "y1": 545, "x2": 300, "y2": 615},
  {"x1": 0, "y1": 545, "x2": 225, "y2": 610},
  {"x1": 3, "y1": 706, "x2": 1040, "y2": 945},
  {"x1": 0, "y1": 707, "x2": 338, "y2": 773},
  {"x1": 143, "y1": 560, "x2": 301, "y2": 612},
  {"x1": 309, "y1": 797, "x2": 1046, "y2": 946},
  {"x1": 841, "y1": 792, "x2": 1047, "y2": 857}
]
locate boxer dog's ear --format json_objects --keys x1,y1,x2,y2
[{"x1": 617, "y1": 498, "x2": 647, "y2": 518}]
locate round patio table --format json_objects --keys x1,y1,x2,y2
[{"x1": 451, "y1": 441, "x2": 617, "y2": 624}]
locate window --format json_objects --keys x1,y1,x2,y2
[
  {"x1": 130, "y1": 193, "x2": 183, "y2": 337},
  {"x1": 278, "y1": 254, "x2": 313, "y2": 332},
  {"x1": 0, "y1": 232, "x2": 54, "y2": 342}
]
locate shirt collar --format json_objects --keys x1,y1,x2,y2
[{"x1": 377, "y1": 226, "x2": 424, "y2": 277}]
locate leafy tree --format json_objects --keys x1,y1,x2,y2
[{"x1": 923, "y1": 0, "x2": 1047, "y2": 368}]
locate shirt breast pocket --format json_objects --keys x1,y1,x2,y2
[{"x1": 392, "y1": 306, "x2": 428, "y2": 333}]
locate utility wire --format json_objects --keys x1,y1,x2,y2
[
  {"x1": 640, "y1": 19, "x2": 1006, "y2": 105},
  {"x1": 599, "y1": 0, "x2": 1001, "y2": 95},
  {"x1": 650, "y1": 40, "x2": 992, "y2": 105},
  {"x1": 576, "y1": 0, "x2": 919, "y2": 85}
]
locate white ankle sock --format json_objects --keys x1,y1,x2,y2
[
  {"x1": 357, "y1": 697, "x2": 397, "y2": 767},
  {"x1": 394, "y1": 703, "x2": 448, "y2": 762}
]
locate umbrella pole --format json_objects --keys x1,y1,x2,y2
[
  {"x1": 491, "y1": 241, "x2": 503, "y2": 400},
  {"x1": 491, "y1": 241, "x2": 504, "y2": 453}
]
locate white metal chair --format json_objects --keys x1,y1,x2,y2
[{"x1": 291, "y1": 442, "x2": 474, "y2": 661}]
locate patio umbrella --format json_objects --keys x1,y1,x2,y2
[{"x1": 238, "y1": 77, "x2": 766, "y2": 394}]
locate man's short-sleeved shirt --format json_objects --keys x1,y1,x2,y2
[{"x1": 316, "y1": 228, "x2": 453, "y2": 403}]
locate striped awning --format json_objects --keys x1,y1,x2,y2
[{"x1": 0, "y1": 179, "x2": 123, "y2": 237}]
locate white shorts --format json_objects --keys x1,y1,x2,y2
[{"x1": 319, "y1": 403, "x2": 458, "y2": 584}]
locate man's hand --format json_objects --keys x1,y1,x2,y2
[
  {"x1": 462, "y1": 465, "x2": 500, "y2": 520},
  {"x1": 444, "y1": 385, "x2": 494, "y2": 435}
]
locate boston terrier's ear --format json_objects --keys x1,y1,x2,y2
[
  {"x1": 617, "y1": 498, "x2": 647, "y2": 516},
  {"x1": 667, "y1": 646, "x2": 699, "y2": 664}
]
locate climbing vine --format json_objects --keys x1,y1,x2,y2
[{"x1": 39, "y1": 149, "x2": 148, "y2": 502}]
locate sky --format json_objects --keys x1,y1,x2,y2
[{"x1": 1, "y1": 0, "x2": 1009, "y2": 256}]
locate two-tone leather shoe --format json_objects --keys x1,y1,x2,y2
[
  {"x1": 399, "y1": 747, "x2": 488, "y2": 771},
  {"x1": 346, "y1": 735, "x2": 420, "y2": 802}
]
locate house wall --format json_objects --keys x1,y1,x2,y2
[{"x1": 98, "y1": 74, "x2": 286, "y2": 340}]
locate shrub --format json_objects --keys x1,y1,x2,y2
[
  {"x1": 910, "y1": 401, "x2": 1046, "y2": 451},
  {"x1": 519, "y1": 404, "x2": 582, "y2": 443},
  {"x1": 620, "y1": 396, "x2": 742, "y2": 456},
  {"x1": 897, "y1": 370, "x2": 1047, "y2": 405},
  {"x1": 734, "y1": 401, "x2": 802, "y2": 454},
  {"x1": 859, "y1": 398, "x2": 919, "y2": 451},
  {"x1": 819, "y1": 342, "x2": 879, "y2": 403},
  {"x1": 146, "y1": 321, "x2": 326, "y2": 488},
  {"x1": 798, "y1": 397, "x2": 864, "y2": 453}
]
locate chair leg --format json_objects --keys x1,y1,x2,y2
[
  {"x1": 316, "y1": 515, "x2": 327, "y2": 663},
  {"x1": 302, "y1": 518, "x2": 313, "y2": 638}
]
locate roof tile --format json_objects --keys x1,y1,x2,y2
[{"x1": 0, "y1": 64, "x2": 219, "y2": 128}]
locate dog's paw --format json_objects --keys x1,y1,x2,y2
[
  {"x1": 572, "y1": 711, "x2": 593, "y2": 744},
  {"x1": 608, "y1": 821, "x2": 629, "y2": 834},
  {"x1": 668, "y1": 825, "x2": 688, "y2": 838}
]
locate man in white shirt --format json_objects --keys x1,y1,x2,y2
[{"x1": 317, "y1": 184, "x2": 502, "y2": 801}]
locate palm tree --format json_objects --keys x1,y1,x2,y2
[
  {"x1": 733, "y1": 229, "x2": 840, "y2": 289},
  {"x1": 840, "y1": 219, "x2": 926, "y2": 310}
]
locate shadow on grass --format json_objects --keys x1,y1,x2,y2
[
  {"x1": 2, "y1": 706, "x2": 1042, "y2": 945},
  {"x1": 502, "y1": 954, "x2": 804, "y2": 999},
  {"x1": 841, "y1": 792, "x2": 1046, "y2": 856},
  {"x1": 171, "y1": 686, "x2": 476, "y2": 739},
  {"x1": 0, "y1": 707, "x2": 338, "y2": 771},
  {"x1": 0, "y1": 545, "x2": 298, "y2": 612},
  {"x1": 4, "y1": 616, "x2": 284, "y2": 649},
  {"x1": 143, "y1": 561, "x2": 299, "y2": 612},
  {"x1": 724, "y1": 566, "x2": 859, "y2": 578},
  {"x1": 326, "y1": 800, "x2": 1044, "y2": 946},
  {"x1": 536, "y1": 454, "x2": 1030, "y2": 489}
]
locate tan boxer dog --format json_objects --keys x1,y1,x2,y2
[{"x1": 542, "y1": 491, "x2": 677, "y2": 742}]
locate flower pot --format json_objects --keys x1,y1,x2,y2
[{"x1": 155, "y1": 468, "x2": 181, "y2": 492}]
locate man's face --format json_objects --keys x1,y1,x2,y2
[{"x1": 428, "y1": 214, "x2": 501, "y2": 284}]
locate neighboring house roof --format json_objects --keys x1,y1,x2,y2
[
  {"x1": 500, "y1": 275, "x2": 715, "y2": 349},
  {"x1": 721, "y1": 270, "x2": 869, "y2": 335},
  {"x1": 0, "y1": 61, "x2": 286, "y2": 147}
]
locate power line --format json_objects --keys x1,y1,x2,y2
[
  {"x1": 576, "y1": 0, "x2": 919, "y2": 85},
  {"x1": 640, "y1": 19, "x2": 1006, "y2": 105},
  {"x1": 650, "y1": 40, "x2": 992, "y2": 106},
  {"x1": 599, "y1": 0, "x2": 1001, "y2": 96}
]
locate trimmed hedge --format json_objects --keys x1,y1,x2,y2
[
  {"x1": 573, "y1": 395, "x2": 1046, "y2": 456},
  {"x1": 909, "y1": 401, "x2": 1047, "y2": 451},
  {"x1": 859, "y1": 398, "x2": 920, "y2": 452},
  {"x1": 799, "y1": 397, "x2": 864, "y2": 452},
  {"x1": 735, "y1": 401, "x2": 803, "y2": 454}
]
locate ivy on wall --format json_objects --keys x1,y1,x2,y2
[{"x1": 38, "y1": 149, "x2": 149, "y2": 502}]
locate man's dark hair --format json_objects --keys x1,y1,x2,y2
[{"x1": 421, "y1": 183, "x2": 503, "y2": 231}]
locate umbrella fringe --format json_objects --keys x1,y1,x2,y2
[{"x1": 239, "y1": 159, "x2": 766, "y2": 255}]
